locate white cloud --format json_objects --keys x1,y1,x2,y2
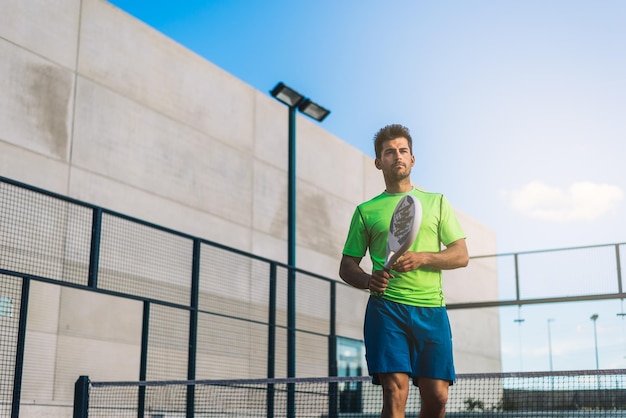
[{"x1": 503, "y1": 181, "x2": 624, "y2": 222}]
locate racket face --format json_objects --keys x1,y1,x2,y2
[{"x1": 384, "y1": 195, "x2": 422, "y2": 269}]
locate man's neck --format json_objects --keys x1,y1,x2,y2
[{"x1": 385, "y1": 181, "x2": 413, "y2": 194}]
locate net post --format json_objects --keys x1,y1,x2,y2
[{"x1": 73, "y1": 375, "x2": 90, "y2": 418}]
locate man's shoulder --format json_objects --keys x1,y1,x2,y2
[
  {"x1": 412, "y1": 187, "x2": 442, "y2": 200},
  {"x1": 413, "y1": 188, "x2": 451, "y2": 209},
  {"x1": 357, "y1": 191, "x2": 390, "y2": 211}
]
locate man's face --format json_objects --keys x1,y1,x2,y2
[{"x1": 375, "y1": 137, "x2": 415, "y2": 181}]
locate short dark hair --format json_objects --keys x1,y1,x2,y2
[{"x1": 373, "y1": 124, "x2": 413, "y2": 158}]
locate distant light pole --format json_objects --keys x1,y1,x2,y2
[
  {"x1": 590, "y1": 314, "x2": 599, "y2": 369},
  {"x1": 270, "y1": 82, "x2": 330, "y2": 418},
  {"x1": 514, "y1": 316, "x2": 525, "y2": 371},
  {"x1": 547, "y1": 318, "x2": 555, "y2": 371}
]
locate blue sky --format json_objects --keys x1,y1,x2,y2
[
  {"x1": 108, "y1": 0, "x2": 625, "y2": 255},
  {"x1": 107, "y1": 0, "x2": 626, "y2": 372}
]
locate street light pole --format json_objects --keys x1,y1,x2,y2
[
  {"x1": 270, "y1": 83, "x2": 330, "y2": 418},
  {"x1": 287, "y1": 104, "x2": 297, "y2": 275},
  {"x1": 590, "y1": 314, "x2": 599, "y2": 369},
  {"x1": 270, "y1": 81, "x2": 330, "y2": 376},
  {"x1": 547, "y1": 318, "x2": 554, "y2": 372}
]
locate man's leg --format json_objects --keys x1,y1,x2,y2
[
  {"x1": 377, "y1": 372, "x2": 410, "y2": 418},
  {"x1": 417, "y1": 377, "x2": 449, "y2": 418}
]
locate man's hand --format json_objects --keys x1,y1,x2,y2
[
  {"x1": 389, "y1": 252, "x2": 428, "y2": 272},
  {"x1": 370, "y1": 269, "x2": 394, "y2": 293},
  {"x1": 391, "y1": 238, "x2": 469, "y2": 273}
]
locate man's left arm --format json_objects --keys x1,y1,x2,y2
[{"x1": 392, "y1": 238, "x2": 469, "y2": 272}]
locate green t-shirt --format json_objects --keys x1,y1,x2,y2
[{"x1": 342, "y1": 187, "x2": 466, "y2": 307}]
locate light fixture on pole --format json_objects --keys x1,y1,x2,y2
[
  {"x1": 270, "y1": 82, "x2": 330, "y2": 416},
  {"x1": 590, "y1": 314, "x2": 599, "y2": 369},
  {"x1": 298, "y1": 99, "x2": 331, "y2": 121},
  {"x1": 271, "y1": 82, "x2": 331, "y2": 122}
]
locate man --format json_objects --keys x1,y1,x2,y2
[{"x1": 339, "y1": 124, "x2": 469, "y2": 418}]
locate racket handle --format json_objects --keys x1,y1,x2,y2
[{"x1": 370, "y1": 268, "x2": 391, "y2": 297}]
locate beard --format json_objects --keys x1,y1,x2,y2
[{"x1": 384, "y1": 166, "x2": 412, "y2": 182}]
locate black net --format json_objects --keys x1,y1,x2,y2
[
  {"x1": 79, "y1": 370, "x2": 626, "y2": 417},
  {"x1": 85, "y1": 376, "x2": 370, "y2": 417},
  {"x1": 0, "y1": 181, "x2": 92, "y2": 286},
  {"x1": 98, "y1": 213, "x2": 193, "y2": 305}
]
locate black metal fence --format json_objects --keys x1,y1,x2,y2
[
  {"x1": 0, "y1": 176, "x2": 367, "y2": 418},
  {"x1": 2, "y1": 175, "x2": 626, "y2": 418}
]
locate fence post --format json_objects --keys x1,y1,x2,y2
[
  {"x1": 11, "y1": 277, "x2": 30, "y2": 418},
  {"x1": 328, "y1": 281, "x2": 338, "y2": 418},
  {"x1": 88, "y1": 208, "x2": 102, "y2": 288},
  {"x1": 73, "y1": 375, "x2": 90, "y2": 418},
  {"x1": 287, "y1": 264, "x2": 296, "y2": 418},
  {"x1": 616, "y1": 244, "x2": 623, "y2": 294},
  {"x1": 186, "y1": 239, "x2": 201, "y2": 418},
  {"x1": 267, "y1": 262, "x2": 277, "y2": 418},
  {"x1": 138, "y1": 302, "x2": 150, "y2": 418}
]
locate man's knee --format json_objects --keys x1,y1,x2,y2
[
  {"x1": 422, "y1": 390, "x2": 447, "y2": 411},
  {"x1": 418, "y1": 379, "x2": 449, "y2": 416},
  {"x1": 379, "y1": 373, "x2": 410, "y2": 400}
]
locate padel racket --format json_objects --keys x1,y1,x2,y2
[
  {"x1": 372, "y1": 194, "x2": 422, "y2": 296},
  {"x1": 384, "y1": 194, "x2": 422, "y2": 270}
]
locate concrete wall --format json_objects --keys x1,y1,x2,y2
[{"x1": 0, "y1": 0, "x2": 499, "y2": 415}]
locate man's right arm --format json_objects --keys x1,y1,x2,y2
[
  {"x1": 340, "y1": 255, "x2": 392, "y2": 293},
  {"x1": 339, "y1": 255, "x2": 371, "y2": 290}
]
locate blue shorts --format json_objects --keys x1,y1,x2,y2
[{"x1": 364, "y1": 296, "x2": 456, "y2": 385}]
